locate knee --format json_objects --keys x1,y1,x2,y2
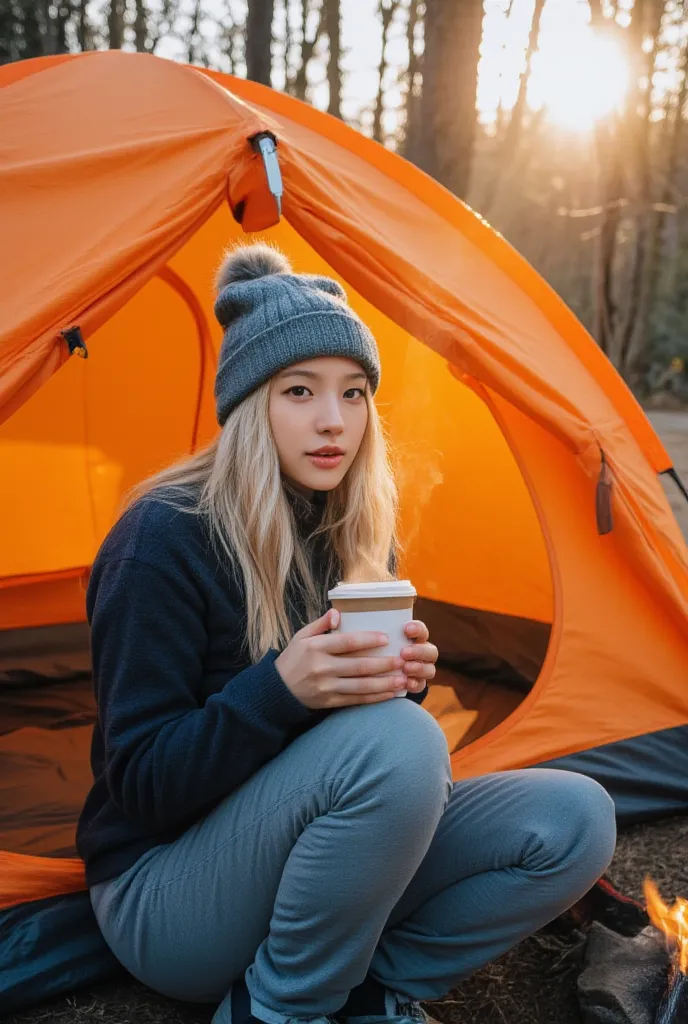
[
  {"x1": 338, "y1": 699, "x2": 453, "y2": 806},
  {"x1": 522, "y1": 769, "x2": 617, "y2": 880}
]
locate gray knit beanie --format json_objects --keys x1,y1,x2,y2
[{"x1": 213, "y1": 244, "x2": 381, "y2": 425}]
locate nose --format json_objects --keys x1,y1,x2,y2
[{"x1": 315, "y1": 394, "x2": 345, "y2": 435}]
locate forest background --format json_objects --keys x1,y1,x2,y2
[{"x1": 4, "y1": 0, "x2": 688, "y2": 403}]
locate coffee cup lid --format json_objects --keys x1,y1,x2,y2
[{"x1": 327, "y1": 580, "x2": 417, "y2": 601}]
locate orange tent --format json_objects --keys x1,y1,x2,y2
[{"x1": 2, "y1": 50, "x2": 688, "y2": 1009}]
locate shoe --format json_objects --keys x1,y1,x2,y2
[
  {"x1": 387, "y1": 996, "x2": 443, "y2": 1024},
  {"x1": 338, "y1": 987, "x2": 443, "y2": 1024}
]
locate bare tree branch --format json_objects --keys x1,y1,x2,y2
[
  {"x1": 483, "y1": 0, "x2": 546, "y2": 216},
  {"x1": 186, "y1": 0, "x2": 203, "y2": 63},
  {"x1": 148, "y1": 0, "x2": 176, "y2": 55},
  {"x1": 215, "y1": 0, "x2": 239, "y2": 73},
  {"x1": 373, "y1": 0, "x2": 400, "y2": 143},
  {"x1": 291, "y1": 0, "x2": 324, "y2": 101}
]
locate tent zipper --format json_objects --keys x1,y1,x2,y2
[{"x1": 60, "y1": 325, "x2": 88, "y2": 359}]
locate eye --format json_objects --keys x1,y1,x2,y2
[
  {"x1": 343, "y1": 387, "x2": 366, "y2": 399},
  {"x1": 285, "y1": 386, "x2": 312, "y2": 398}
]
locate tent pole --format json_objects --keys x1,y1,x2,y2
[
  {"x1": 661, "y1": 467, "x2": 688, "y2": 505},
  {"x1": 156, "y1": 266, "x2": 215, "y2": 453}
]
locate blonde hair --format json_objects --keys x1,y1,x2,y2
[{"x1": 123, "y1": 381, "x2": 399, "y2": 663}]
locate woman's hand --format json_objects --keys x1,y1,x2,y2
[
  {"x1": 275, "y1": 608, "x2": 413, "y2": 710},
  {"x1": 400, "y1": 620, "x2": 438, "y2": 688}
]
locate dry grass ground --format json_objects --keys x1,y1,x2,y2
[{"x1": 5, "y1": 413, "x2": 688, "y2": 1024}]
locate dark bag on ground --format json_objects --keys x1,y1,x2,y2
[{"x1": 0, "y1": 889, "x2": 122, "y2": 1013}]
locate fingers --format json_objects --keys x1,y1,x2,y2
[
  {"x1": 298, "y1": 607, "x2": 340, "y2": 638},
  {"x1": 404, "y1": 620, "x2": 429, "y2": 643},
  {"x1": 401, "y1": 662, "x2": 436, "y2": 681},
  {"x1": 401, "y1": 641, "x2": 438, "y2": 664},
  {"x1": 401, "y1": 625, "x2": 436, "y2": 680},
  {"x1": 332, "y1": 655, "x2": 403, "y2": 678},
  {"x1": 335, "y1": 674, "x2": 408, "y2": 694},
  {"x1": 335, "y1": 679, "x2": 425, "y2": 707},
  {"x1": 315, "y1": 630, "x2": 390, "y2": 656}
]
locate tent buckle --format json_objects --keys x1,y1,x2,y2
[
  {"x1": 250, "y1": 131, "x2": 283, "y2": 219},
  {"x1": 61, "y1": 326, "x2": 88, "y2": 359}
]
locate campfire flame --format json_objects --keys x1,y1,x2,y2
[{"x1": 644, "y1": 878, "x2": 688, "y2": 974}]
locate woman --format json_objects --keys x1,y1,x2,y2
[{"x1": 78, "y1": 244, "x2": 616, "y2": 1024}]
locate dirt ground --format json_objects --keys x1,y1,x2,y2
[{"x1": 5, "y1": 413, "x2": 688, "y2": 1024}]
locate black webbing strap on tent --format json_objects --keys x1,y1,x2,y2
[{"x1": 661, "y1": 467, "x2": 688, "y2": 504}]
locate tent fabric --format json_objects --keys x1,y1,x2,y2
[
  {"x1": 539, "y1": 724, "x2": 688, "y2": 824},
  {"x1": 2, "y1": 52, "x2": 688, "y2": 1002}
]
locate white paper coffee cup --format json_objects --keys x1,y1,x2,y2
[{"x1": 327, "y1": 580, "x2": 417, "y2": 698}]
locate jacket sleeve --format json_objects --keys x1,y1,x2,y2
[{"x1": 89, "y1": 557, "x2": 314, "y2": 832}]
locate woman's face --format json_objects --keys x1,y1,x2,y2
[{"x1": 269, "y1": 356, "x2": 370, "y2": 494}]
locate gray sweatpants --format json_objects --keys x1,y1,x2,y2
[{"x1": 90, "y1": 698, "x2": 616, "y2": 1024}]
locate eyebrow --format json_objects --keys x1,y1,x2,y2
[{"x1": 278, "y1": 369, "x2": 367, "y2": 381}]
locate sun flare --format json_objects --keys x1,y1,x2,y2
[
  {"x1": 478, "y1": 4, "x2": 631, "y2": 133},
  {"x1": 529, "y1": 32, "x2": 629, "y2": 130}
]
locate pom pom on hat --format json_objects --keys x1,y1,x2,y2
[{"x1": 215, "y1": 243, "x2": 291, "y2": 293}]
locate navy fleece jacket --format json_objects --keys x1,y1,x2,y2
[{"x1": 76, "y1": 492, "x2": 428, "y2": 885}]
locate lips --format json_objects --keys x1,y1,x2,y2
[{"x1": 307, "y1": 447, "x2": 345, "y2": 470}]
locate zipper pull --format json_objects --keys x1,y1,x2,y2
[
  {"x1": 61, "y1": 325, "x2": 88, "y2": 359},
  {"x1": 250, "y1": 131, "x2": 283, "y2": 219},
  {"x1": 596, "y1": 448, "x2": 613, "y2": 535}
]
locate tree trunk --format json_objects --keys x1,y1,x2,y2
[
  {"x1": 246, "y1": 0, "x2": 274, "y2": 86},
  {"x1": 627, "y1": 30, "x2": 688, "y2": 388},
  {"x1": 281, "y1": 0, "x2": 292, "y2": 92},
  {"x1": 78, "y1": 0, "x2": 89, "y2": 49},
  {"x1": 108, "y1": 0, "x2": 126, "y2": 49},
  {"x1": 400, "y1": 0, "x2": 422, "y2": 161},
  {"x1": 54, "y1": 0, "x2": 72, "y2": 53},
  {"x1": 0, "y1": 3, "x2": 15, "y2": 62},
  {"x1": 373, "y1": 0, "x2": 399, "y2": 144},
  {"x1": 416, "y1": 0, "x2": 485, "y2": 199},
  {"x1": 616, "y1": 0, "x2": 665, "y2": 376},
  {"x1": 23, "y1": 3, "x2": 44, "y2": 57},
  {"x1": 593, "y1": 119, "x2": 624, "y2": 357},
  {"x1": 324, "y1": 0, "x2": 341, "y2": 118},
  {"x1": 38, "y1": 0, "x2": 57, "y2": 54},
  {"x1": 133, "y1": 0, "x2": 147, "y2": 52},
  {"x1": 588, "y1": 0, "x2": 666, "y2": 376}
]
